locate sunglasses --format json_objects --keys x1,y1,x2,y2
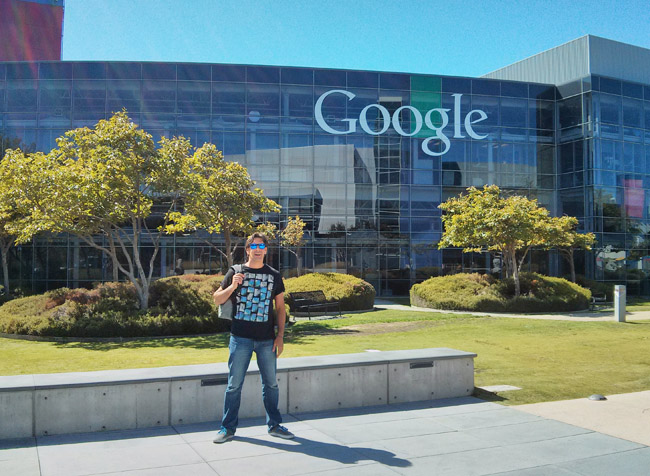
[{"x1": 249, "y1": 243, "x2": 266, "y2": 249}]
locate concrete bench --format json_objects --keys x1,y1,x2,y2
[{"x1": 0, "y1": 347, "x2": 476, "y2": 440}]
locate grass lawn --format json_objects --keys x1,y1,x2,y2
[{"x1": 1, "y1": 309, "x2": 649, "y2": 406}]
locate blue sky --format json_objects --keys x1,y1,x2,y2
[{"x1": 61, "y1": 0, "x2": 650, "y2": 77}]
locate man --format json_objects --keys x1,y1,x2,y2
[{"x1": 212, "y1": 232, "x2": 294, "y2": 443}]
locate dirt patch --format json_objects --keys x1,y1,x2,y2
[{"x1": 341, "y1": 320, "x2": 436, "y2": 335}]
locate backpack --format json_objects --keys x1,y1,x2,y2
[{"x1": 218, "y1": 265, "x2": 242, "y2": 321}]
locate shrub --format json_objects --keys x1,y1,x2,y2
[
  {"x1": 284, "y1": 272, "x2": 375, "y2": 311},
  {"x1": 149, "y1": 277, "x2": 215, "y2": 317},
  {"x1": 411, "y1": 272, "x2": 591, "y2": 313},
  {"x1": 0, "y1": 273, "x2": 228, "y2": 338},
  {"x1": 575, "y1": 275, "x2": 615, "y2": 301}
]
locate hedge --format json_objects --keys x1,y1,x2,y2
[{"x1": 410, "y1": 272, "x2": 591, "y2": 313}]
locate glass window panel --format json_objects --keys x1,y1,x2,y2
[
  {"x1": 106, "y1": 80, "x2": 141, "y2": 113},
  {"x1": 347, "y1": 71, "x2": 378, "y2": 88},
  {"x1": 645, "y1": 102, "x2": 650, "y2": 130},
  {"x1": 142, "y1": 63, "x2": 176, "y2": 80},
  {"x1": 246, "y1": 66, "x2": 279, "y2": 83},
  {"x1": 142, "y1": 112, "x2": 175, "y2": 128},
  {"x1": 622, "y1": 97, "x2": 642, "y2": 128},
  {"x1": 177, "y1": 81, "x2": 210, "y2": 114},
  {"x1": 177, "y1": 63, "x2": 211, "y2": 81},
  {"x1": 500, "y1": 97, "x2": 527, "y2": 127},
  {"x1": 529, "y1": 84, "x2": 555, "y2": 100},
  {"x1": 142, "y1": 81, "x2": 176, "y2": 113},
  {"x1": 314, "y1": 87, "x2": 348, "y2": 131},
  {"x1": 600, "y1": 77, "x2": 622, "y2": 95},
  {"x1": 598, "y1": 93, "x2": 621, "y2": 124},
  {"x1": 281, "y1": 115, "x2": 313, "y2": 133},
  {"x1": 212, "y1": 82, "x2": 245, "y2": 115},
  {"x1": 6, "y1": 80, "x2": 37, "y2": 111},
  {"x1": 441, "y1": 77, "x2": 471, "y2": 93},
  {"x1": 411, "y1": 75, "x2": 441, "y2": 92},
  {"x1": 280, "y1": 68, "x2": 312, "y2": 85},
  {"x1": 622, "y1": 81, "x2": 643, "y2": 99},
  {"x1": 470, "y1": 95, "x2": 499, "y2": 126},
  {"x1": 106, "y1": 63, "x2": 141, "y2": 80},
  {"x1": 0, "y1": 83, "x2": 5, "y2": 112},
  {"x1": 246, "y1": 83, "x2": 279, "y2": 116},
  {"x1": 73, "y1": 80, "x2": 106, "y2": 111},
  {"x1": 223, "y1": 132, "x2": 246, "y2": 156},
  {"x1": 38, "y1": 111, "x2": 71, "y2": 127},
  {"x1": 72, "y1": 111, "x2": 105, "y2": 128},
  {"x1": 501, "y1": 81, "x2": 528, "y2": 98},
  {"x1": 472, "y1": 79, "x2": 499, "y2": 96},
  {"x1": 247, "y1": 132, "x2": 279, "y2": 151},
  {"x1": 314, "y1": 69, "x2": 346, "y2": 87},
  {"x1": 212, "y1": 64, "x2": 245, "y2": 82},
  {"x1": 313, "y1": 167, "x2": 351, "y2": 183},
  {"x1": 557, "y1": 80, "x2": 582, "y2": 98},
  {"x1": 248, "y1": 165, "x2": 280, "y2": 181},
  {"x1": 343, "y1": 88, "x2": 379, "y2": 118},
  {"x1": 558, "y1": 95, "x2": 582, "y2": 128},
  {"x1": 176, "y1": 114, "x2": 210, "y2": 129},
  {"x1": 39, "y1": 62, "x2": 72, "y2": 79},
  {"x1": 212, "y1": 114, "x2": 245, "y2": 131},
  {"x1": 37, "y1": 128, "x2": 67, "y2": 151},
  {"x1": 4, "y1": 128, "x2": 37, "y2": 152},
  {"x1": 380, "y1": 73, "x2": 409, "y2": 90},
  {"x1": 281, "y1": 85, "x2": 313, "y2": 117},
  {"x1": 411, "y1": 186, "x2": 441, "y2": 210},
  {"x1": 6, "y1": 63, "x2": 38, "y2": 80},
  {"x1": 73, "y1": 62, "x2": 106, "y2": 80},
  {"x1": 0, "y1": 64, "x2": 5, "y2": 80},
  {"x1": 281, "y1": 133, "x2": 313, "y2": 160},
  {"x1": 39, "y1": 80, "x2": 71, "y2": 111}
]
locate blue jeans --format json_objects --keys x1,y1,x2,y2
[{"x1": 221, "y1": 335, "x2": 282, "y2": 432}]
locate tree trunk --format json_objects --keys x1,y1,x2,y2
[
  {"x1": 296, "y1": 248, "x2": 302, "y2": 276},
  {"x1": 569, "y1": 249, "x2": 576, "y2": 283},
  {"x1": 1, "y1": 247, "x2": 9, "y2": 295},
  {"x1": 107, "y1": 234, "x2": 120, "y2": 281},
  {"x1": 225, "y1": 231, "x2": 234, "y2": 267},
  {"x1": 512, "y1": 258, "x2": 521, "y2": 297},
  {"x1": 505, "y1": 248, "x2": 520, "y2": 297}
]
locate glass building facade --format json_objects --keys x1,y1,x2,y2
[{"x1": 1, "y1": 46, "x2": 650, "y2": 295}]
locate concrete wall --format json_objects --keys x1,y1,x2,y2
[{"x1": 0, "y1": 348, "x2": 476, "y2": 440}]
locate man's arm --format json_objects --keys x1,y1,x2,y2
[
  {"x1": 213, "y1": 272, "x2": 244, "y2": 305},
  {"x1": 273, "y1": 292, "x2": 286, "y2": 356}
]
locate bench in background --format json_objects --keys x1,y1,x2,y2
[{"x1": 287, "y1": 290, "x2": 341, "y2": 319}]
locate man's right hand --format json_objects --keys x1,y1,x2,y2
[{"x1": 230, "y1": 273, "x2": 244, "y2": 289}]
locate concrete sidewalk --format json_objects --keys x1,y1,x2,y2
[
  {"x1": 373, "y1": 299, "x2": 650, "y2": 322},
  {"x1": 2, "y1": 396, "x2": 648, "y2": 476}
]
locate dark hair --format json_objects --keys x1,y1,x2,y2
[{"x1": 245, "y1": 232, "x2": 269, "y2": 249}]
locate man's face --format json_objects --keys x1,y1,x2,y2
[{"x1": 247, "y1": 238, "x2": 267, "y2": 260}]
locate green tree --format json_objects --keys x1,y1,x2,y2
[
  {"x1": 438, "y1": 185, "x2": 556, "y2": 297},
  {"x1": 280, "y1": 215, "x2": 307, "y2": 276},
  {"x1": 35, "y1": 112, "x2": 195, "y2": 310},
  {"x1": 0, "y1": 149, "x2": 62, "y2": 295},
  {"x1": 165, "y1": 144, "x2": 281, "y2": 268},
  {"x1": 545, "y1": 215, "x2": 596, "y2": 283}
]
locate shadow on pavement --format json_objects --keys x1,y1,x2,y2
[{"x1": 235, "y1": 435, "x2": 412, "y2": 468}]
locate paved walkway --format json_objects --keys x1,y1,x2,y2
[
  {"x1": 2, "y1": 395, "x2": 649, "y2": 476},
  {"x1": 373, "y1": 299, "x2": 650, "y2": 322}
]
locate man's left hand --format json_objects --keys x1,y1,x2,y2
[{"x1": 273, "y1": 335, "x2": 284, "y2": 356}]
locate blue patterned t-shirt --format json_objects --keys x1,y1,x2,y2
[{"x1": 221, "y1": 264, "x2": 285, "y2": 340}]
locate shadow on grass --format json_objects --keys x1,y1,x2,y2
[{"x1": 47, "y1": 322, "x2": 362, "y2": 351}]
